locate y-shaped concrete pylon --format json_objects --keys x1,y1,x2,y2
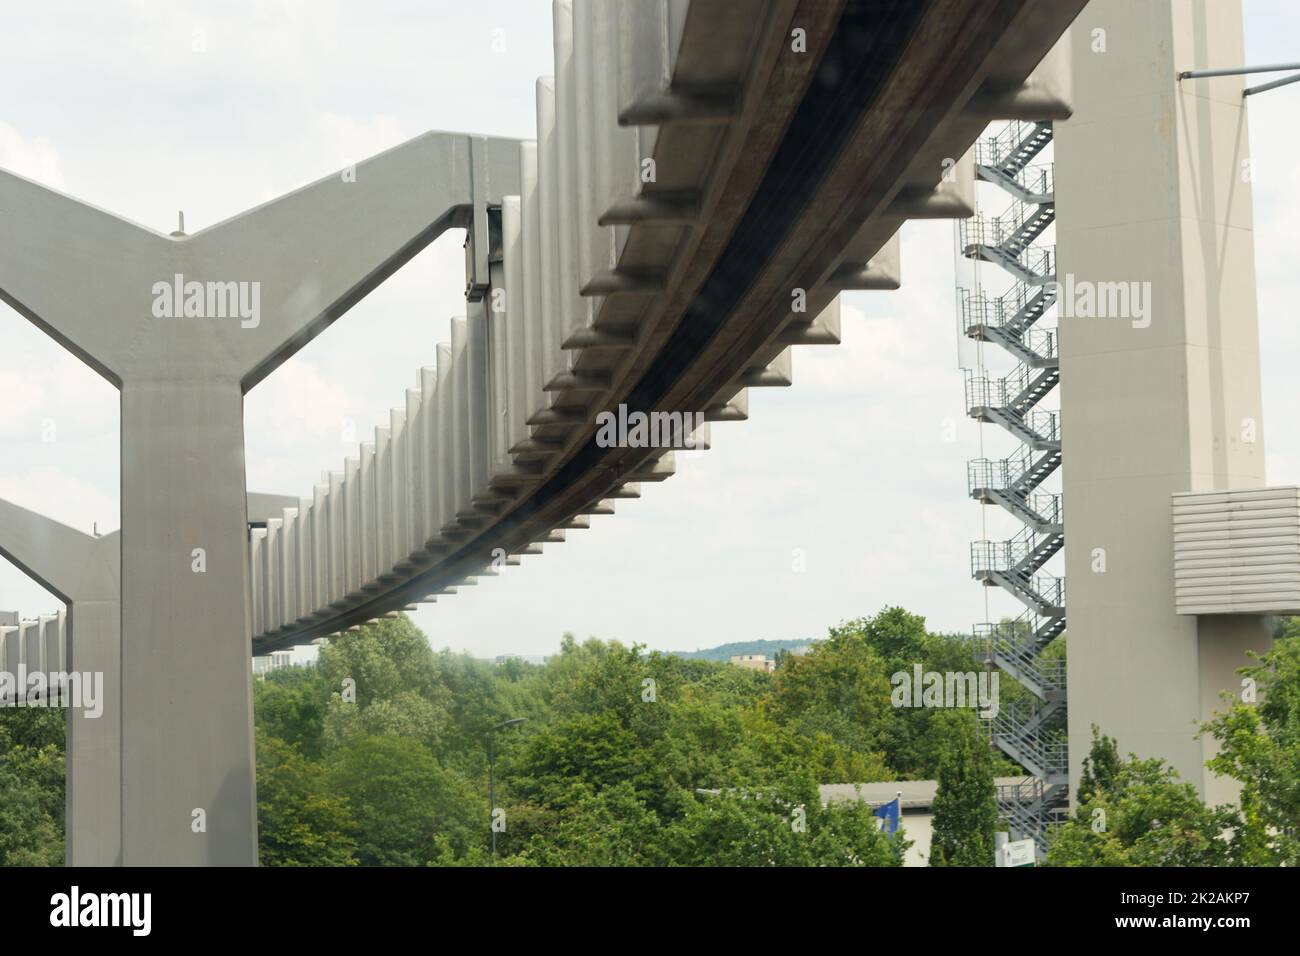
[
  {"x1": 0, "y1": 493, "x2": 298, "y2": 866},
  {"x1": 0, "y1": 132, "x2": 520, "y2": 865},
  {"x1": 0, "y1": 498, "x2": 119, "y2": 866}
]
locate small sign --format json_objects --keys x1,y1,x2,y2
[{"x1": 1002, "y1": 838, "x2": 1037, "y2": 868}]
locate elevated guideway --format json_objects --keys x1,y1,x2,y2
[{"x1": 249, "y1": 0, "x2": 1085, "y2": 654}]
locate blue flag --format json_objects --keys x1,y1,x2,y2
[{"x1": 873, "y1": 798, "x2": 901, "y2": 835}]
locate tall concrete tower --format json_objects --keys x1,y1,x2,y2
[{"x1": 1056, "y1": 0, "x2": 1270, "y2": 804}]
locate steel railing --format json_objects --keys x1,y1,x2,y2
[
  {"x1": 970, "y1": 447, "x2": 1045, "y2": 493},
  {"x1": 970, "y1": 525, "x2": 1062, "y2": 577},
  {"x1": 975, "y1": 606, "x2": 1068, "y2": 657},
  {"x1": 964, "y1": 364, "x2": 1057, "y2": 413},
  {"x1": 960, "y1": 283, "x2": 1058, "y2": 338}
]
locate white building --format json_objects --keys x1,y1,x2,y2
[{"x1": 821, "y1": 778, "x2": 1027, "y2": 866}]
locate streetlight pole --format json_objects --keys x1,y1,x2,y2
[{"x1": 488, "y1": 717, "x2": 528, "y2": 856}]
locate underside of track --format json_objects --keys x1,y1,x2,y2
[{"x1": 249, "y1": 0, "x2": 1087, "y2": 653}]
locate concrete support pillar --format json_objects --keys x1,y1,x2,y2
[
  {"x1": 0, "y1": 498, "x2": 121, "y2": 865},
  {"x1": 119, "y1": 379, "x2": 257, "y2": 866},
  {"x1": 1056, "y1": 0, "x2": 1269, "y2": 802},
  {"x1": 66, "y1": 598, "x2": 121, "y2": 865}
]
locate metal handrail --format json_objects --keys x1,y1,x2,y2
[
  {"x1": 980, "y1": 159, "x2": 1054, "y2": 199},
  {"x1": 975, "y1": 606, "x2": 1068, "y2": 659},
  {"x1": 977, "y1": 572, "x2": 1066, "y2": 609},
  {"x1": 1024, "y1": 328, "x2": 1057, "y2": 361},
  {"x1": 1019, "y1": 162, "x2": 1054, "y2": 199},
  {"x1": 970, "y1": 525, "x2": 1061, "y2": 576},
  {"x1": 960, "y1": 200, "x2": 1032, "y2": 250},
  {"x1": 964, "y1": 365, "x2": 1028, "y2": 410},
  {"x1": 996, "y1": 282, "x2": 1032, "y2": 324},
  {"x1": 962, "y1": 397, "x2": 1060, "y2": 444},
  {"x1": 967, "y1": 447, "x2": 1062, "y2": 497},
  {"x1": 1026, "y1": 409, "x2": 1060, "y2": 442},
  {"x1": 1029, "y1": 491, "x2": 1063, "y2": 525},
  {"x1": 969, "y1": 447, "x2": 1035, "y2": 492},
  {"x1": 968, "y1": 455, "x2": 1012, "y2": 492},
  {"x1": 960, "y1": 282, "x2": 1057, "y2": 335},
  {"x1": 997, "y1": 731, "x2": 1068, "y2": 775},
  {"x1": 964, "y1": 364, "x2": 1057, "y2": 414},
  {"x1": 974, "y1": 626, "x2": 1067, "y2": 676},
  {"x1": 989, "y1": 700, "x2": 1068, "y2": 764},
  {"x1": 1024, "y1": 245, "x2": 1055, "y2": 281},
  {"x1": 961, "y1": 195, "x2": 1055, "y2": 253},
  {"x1": 977, "y1": 120, "x2": 1039, "y2": 170},
  {"x1": 995, "y1": 775, "x2": 1044, "y2": 805},
  {"x1": 1030, "y1": 574, "x2": 1066, "y2": 608}
]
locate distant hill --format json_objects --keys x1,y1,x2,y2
[{"x1": 671, "y1": 638, "x2": 816, "y2": 662}]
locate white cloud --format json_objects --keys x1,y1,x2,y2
[
  {"x1": 255, "y1": 112, "x2": 412, "y2": 201},
  {"x1": 247, "y1": 357, "x2": 355, "y2": 443},
  {"x1": 0, "y1": 466, "x2": 117, "y2": 536},
  {"x1": 0, "y1": 371, "x2": 47, "y2": 437},
  {"x1": 0, "y1": 119, "x2": 65, "y2": 188}
]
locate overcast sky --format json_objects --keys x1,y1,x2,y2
[{"x1": 2, "y1": 1, "x2": 1298, "y2": 658}]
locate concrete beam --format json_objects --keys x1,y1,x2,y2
[{"x1": 0, "y1": 133, "x2": 521, "y2": 390}]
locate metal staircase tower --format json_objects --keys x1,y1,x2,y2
[{"x1": 959, "y1": 120, "x2": 1068, "y2": 857}]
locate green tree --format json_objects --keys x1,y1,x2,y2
[
  {"x1": 510, "y1": 711, "x2": 643, "y2": 809},
  {"x1": 256, "y1": 732, "x2": 358, "y2": 866},
  {"x1": 514, "y1": 782, "x2": 661, "y2": 866},
  {"x1": 767, "y1": 608, "x2": 1022, "y2": 780},
  {"x1": 0, "y1": 706, "x2": 65, "y2": 751},
  {"x1": 661, "y1": 772, "x2": 907, "y2": 866},
  {"x1": 763, "y1": 620, "x2": 894, "y2": 775},
  {"x1": 928, "y1": 710, "x2": 998, "y2": 866},
  {"x1": 1201, "y1": 630, "x2": 1300, "y2": 865},
  {"x1": 1077, "y1": 724, "x2": 1122, "y2": 804},
  {"x1": 0, "y1": 711, "x2": 65, "y2": 866},
  {"x1": 329, "y1": 734, "x2": 480, "y2": 866},
  {"x1": 225, "y1": 609, "x2": 1098, "y2": 867},
  {"x1": 1047, "y1": 732, "x2": 1247, "y2": 867},
  {"x1": 254, "y1": 666, "x2": 329, "y2": 758}
]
